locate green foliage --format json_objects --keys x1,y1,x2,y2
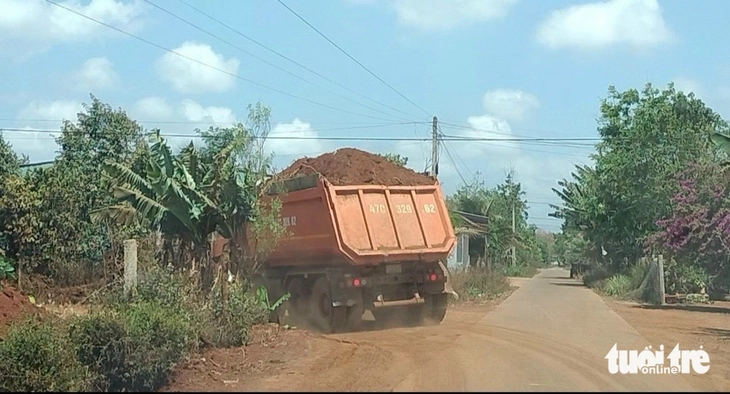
[
  {"x1": 664, "y1": 260, "x2": 708, "y2": 294},
  {"x1": 256, "y1": 285, "x2": 290, "y2": 311},
  {"x1": 378, "y1": 153, "x2": 409, "y2": 167},
  {"x1": 500, "y1": 263, "x2": 538, "y2": 278},
  {"x1": 583, "y1": 266, "x2": 611, "y2": 288},
  {"x1": 0, "y1": 96, "x2": 148, "y2": 285},
  {"x1": 0, "y1": 253, "x2": 16, "y2": 283},
  {"x1": 206, "y1": 281, "x2": 269, "y2": 348},
  {"x1": 551, "y1": 83, "x2": 730, "y2": 294},
  {"x1": 449, "y1": 170, "x2": 548, "y2": 269},
  {"x1": 601, "y1": 275, "x2": 632, "y2": 297},
  {"x1": 686, "y1": 293, "x2": 710, "y2": 304},
  {"x1": 69, "y1": 300, "x2": 195, "y2": 392},
  {"x1": 628, "y1": 261, "x2": 650, "y2": 290},
  {"x1": 450, "y1": 268, "x2": 511, "y2": 301},
  {"x1": 0, "y1": 318, "x2": 92, "y2": 392}
]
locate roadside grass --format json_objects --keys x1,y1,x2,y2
[
  {"x1": 450, "y1": 267, "x2": 513, "y2": 302},
  {"x1": 583, "y1": 262, "x2": 650, "y2": 300},
  {"x1": 500, "y1": 263, "x2": 539, "y2": 278}
]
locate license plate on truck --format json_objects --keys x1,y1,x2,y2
[{"x1": 386, "y1": 264, "x2": 402, "y2": 274}]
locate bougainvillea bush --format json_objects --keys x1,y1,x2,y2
[{"x1": 648, "y1": 162, "x2": 730, "y2": 294}]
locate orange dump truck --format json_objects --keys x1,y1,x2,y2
[{"x1": 253, "y1": 173, "x2": 457, "y2": 333}]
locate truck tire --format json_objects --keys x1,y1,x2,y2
[
  {"x1": 423, "y1": 293, "x2": 448, "y2": 325},
  {"x1": 309, "y1": 276, "x2": 346, "y2": 333},
  {"x1": 405, "y1": 304, "x2": 425, "y2": 327}
]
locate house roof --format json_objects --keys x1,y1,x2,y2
[{"x1": 453, "y1": 210, "x2": 489, "y2": 236}]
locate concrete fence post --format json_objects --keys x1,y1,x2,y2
[
  {"x1": 658, "y1": 254, "x2": 666, "y2": 305},
  {"x1": 124, "y1": 239, "x2": 138, "y2": 297}
]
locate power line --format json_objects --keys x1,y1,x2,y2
[
  {"x1": 440, "y1": 139, "x2": 468, "y2": 185},
  {"x1": 274, "y1": 0, "x2": 431, "y2": 117},
  {"x1": 0, "y1": 127, "x2": 619, "y2": 142},
  {"x1": 43, "y1": 0, "x2": 405, "y2": 124},
  {"x1": 2, "y1": 118, "x2": 427, "y2": 127},
  {"x1": 175, "y1": 0, "x2": 423, "y2": 121},
  {"x1": 142, "y1": 0, "x2": 416, "y2": 123}
]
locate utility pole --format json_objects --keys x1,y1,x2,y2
[
  {"x1": 430, "y1": 116, "x2": 439, "y2": 178},
  {"x1": 511, "y1": 202, "x2": 516, "y2": 266}
]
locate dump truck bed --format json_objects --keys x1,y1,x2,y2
[{"x1": 264, "y1": 175, "x2": 455, "y2": 268}]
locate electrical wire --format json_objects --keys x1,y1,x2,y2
[
  {"x1": 0, "y1": 126, "x2": 623, "y2": 142},
  {"x1": 142, "y1": 0, "x2": 417, "y2": 123},
  {"x1": 42, "y1": 0, "x2": 408, "y2": 123},
  {"x1": 274, "y1": 0, "x2": 431, "y2": 117},
  {"x1": 175, "y1": 0, "x2": 424, "y2": 121}
]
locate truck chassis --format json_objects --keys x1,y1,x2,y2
[{"x1": 254, "y1": 260, "x2": 452, "y2": 333}]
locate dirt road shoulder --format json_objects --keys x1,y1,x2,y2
[
  {"x1": 606, "y1": 298, "x2": 730, "y2": 392},
  {"x1": 162, "y1": 291, "x2": 515, "y2": 392}
]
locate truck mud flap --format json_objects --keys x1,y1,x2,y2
[{"x1": 438, "y1": 261, "x2": 460, "y2": 301}]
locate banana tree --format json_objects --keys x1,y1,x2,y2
[
  {"x1": 92, "y1": 131, "x2": 226, "y2": 287},
  {"x1": 710, "y1": 132, "x2": 730, "y2": 166}
]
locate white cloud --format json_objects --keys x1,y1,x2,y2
[
  {"x1": 73, "y1": 57, "x2": 120, "y2": 91},
  {"x1": 351, "y1": 0, "x2": 517, "y2": 31},
  {"x1": 672, "y1": 77, "x2": 704, "y2": 97},
  {"x1": 180, "y1": 99, "x2": 237, "y2": 124},
  {"x1": 7, "y1": 100, "x2": 84, "y2": 162},
  {"x1": 0, "y1": 0, "x2": 147, "y2": 59},
  {"x1": 132, "y1": 97, "x2": 176, "y2": 121},
  {"x1": 155, "y1": 42, "x2": 240, "y2": 94},
  {"x1": 433, "y1": 89, "x2": 590, "y2": 230},
  {"x1": 266, "y1": 119, "x2": 328, "y2": 159},
  {"x1": 131, "y1": 97, "x2": 238, "y2": 125},
  {"x1": 482, "y1": 89, "x2": 540, "y2": 123},
  {"x1": 535, "y1": 0, "x2": 673, "y2": 51},
  {"x1": 19, "y1": 99, "x2": 83, "y2": 121}
]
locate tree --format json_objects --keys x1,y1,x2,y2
[
  {"x1": 96, "y1": 103, "x2": 285, "y2": 306},
  {"x1": 0, "y1": 97, "x2": 146, "y2": 285},
  {"x1": 448, "y1": 170, "x2": 539, "y2": 270},
  {"x1": 552, "y1": 83, "x2": 729, "y2": 273},
  {"x1": 0, "y1": 133, "x2": 27, "y2": 179}
]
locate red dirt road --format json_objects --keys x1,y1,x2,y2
[{"x1": 166, "y1": 269, "x2": 728, "y2": 392}]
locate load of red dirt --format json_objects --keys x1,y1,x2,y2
[
  {"x1": 279, "y1": 148, "x2": 436, "y2": 186},
  {"x1": 0, "y1": 285, "x2": 43, "y2": 337}
]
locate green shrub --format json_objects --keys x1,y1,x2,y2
[
  {"x1": 0, "y1": 253, "x2": 16, "y2": 287},
  {"x1": 205, "y1": 281, "x2": 269, "y2": 348},
  {"x1": 69, "y1": 300, "x2": 196, "y2": 392},
  {"x1": 583, "y1": 266, "x2": 611, "y2": 288},
  {"x1": 601, "y1": 274, "x2": 632, "y2": 297},
  {"x1": 0, "y1": 318, "x2": 92, "y2": 392},
  {"x1": 451, "y1": 268, "x2": 512, "y2": 301},
  {"x1": 69, "y1": 312, "x2": 128, "y2": 391},
  {"x1": 500, "y1": 264, "x2": 538, "y2": 278},
  {"x1": 628, "y1": 262, "x2": 649, "y2": 290}
]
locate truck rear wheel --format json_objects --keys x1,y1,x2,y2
[
  {"x1": 309, "y1": 277, "x2": 346, "y2": 333},
  {"x1": 423, "y1": 293, "x2": 448, "y2": 325}
]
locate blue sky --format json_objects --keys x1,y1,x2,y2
[{"x1": 1, "y1": 0, "x2": 730, "y2": 232}]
